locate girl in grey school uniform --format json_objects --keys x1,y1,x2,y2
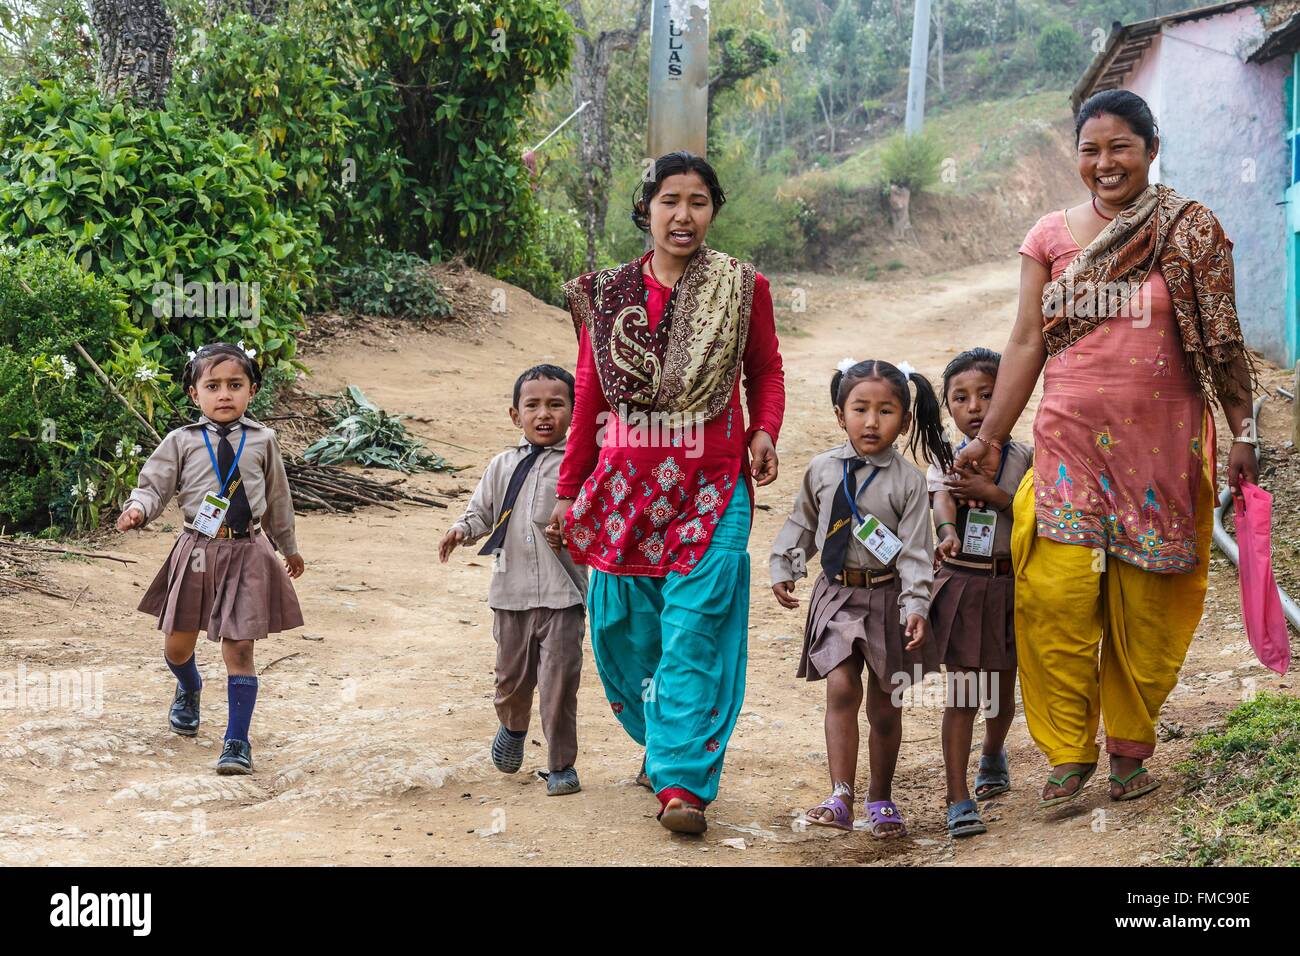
[
  {"x1": 928, "y1": 348, "x2": 1032, "y2": 838},
  {"x1": 771, "y1": 359, "x2": 949, "y2": 839},
  {"x1": 117, "y1": 343, "x2": 304, "y2": 776}
]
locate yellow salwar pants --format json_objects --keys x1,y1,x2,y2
[{"x1": 1010, "y1": 449, "x2": 1213, "y2": 766}]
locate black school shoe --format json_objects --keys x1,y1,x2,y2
[
  {"x1": 168, "y1": 685, "x2": 201, "y2": 736},
  {"x1": 541, "y1": 766, "x2": 581, "y2": 796},
  {"x1": 217, "y1": 738, "x2": 253, "y2": 775}
]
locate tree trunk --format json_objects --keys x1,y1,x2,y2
[
  {"x1": 206, "y1": 0, "x2": 287, "y2": 24},
  {"x1": 89, "y1": 0, "x2": 176, "y2": 107},
  {"x1": 888, "y1": 184, "x2": 911, "y2": 239},
  {"x1": 816, "y1": 88, "x2": 835, "y2": 154},
  {"x1": 933, "y1": 0, "x2": 945, "y2": 95},
  {"x1": 566, "y1": 0, "x2": 651, "y2": 272}
]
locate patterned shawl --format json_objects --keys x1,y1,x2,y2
[
  {"x1": 1040, "y1": 183, "x2": 1257, "y2": 404},
  {"x1": 563, "y1": 245, "x2": 756, "y2": 420}
]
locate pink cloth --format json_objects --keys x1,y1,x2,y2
[
  {"x1": 557, "y1": 250, "x2": 785, "y2": 577},
  {"x1": 1234, "y1": 481, "x2": 1290, "y2": 674},
  {"x1": 1020, "y1": 210, "x2": 1208, "y2": 573}
]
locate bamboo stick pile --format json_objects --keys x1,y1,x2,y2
[{"x1": 283, "y1": 457, "x2": 450, "y2": 514}]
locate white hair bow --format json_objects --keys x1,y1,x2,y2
[
  {"x1": 895, "y1": 360, "x2": 917, "y2": 378},
  {"x1": 836, "y1": 356, "x2": 857, "y2": 373}
]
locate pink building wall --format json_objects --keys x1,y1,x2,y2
[{"x1": 1110, "y1": 7, "x2": 1291, "y2": 361}]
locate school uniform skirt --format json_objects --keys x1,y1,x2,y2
[
  {"x1": 928, "y1": 560, "x2": 1016, "y2": 672},
  {"x1": 798, "y1": 570, "x2": 942, "y2": 693},
  {"x1": 137, "y1": 528, "x2": 304, "y2": 641}
]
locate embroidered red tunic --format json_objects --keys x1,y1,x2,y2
[{"x1": 557, "y1": 250, "x2": 785, "y2": 577}]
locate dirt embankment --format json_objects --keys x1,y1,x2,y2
[
  {"x1": 796, "y1": 114, "x2": 1081, "y2": 279},
  {"x1": 1, "y1": 255, "x2": 1294, "y2": 866}
]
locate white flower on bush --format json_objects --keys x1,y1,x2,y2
[
  {"x1": 113, "y1": 439, "x2": 142, "y2": 459},
  {"x1": 58, "y1": 356, "x2": 76, "y2": 380},
  {"x1": 68, "y1": 478, "x2": 97, "y2": 501},
  {"x1": 134, "y1": 364, "x2": 158, "y2": 382}
]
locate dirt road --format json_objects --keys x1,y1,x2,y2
[{"x1": 1, "y1": 261, "x2": 1287, "y2": 866}]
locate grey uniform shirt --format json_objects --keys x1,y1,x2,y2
[
  {"x1": 450, "y1": 436, "x2": 588, "y2": 612},
  {"x1": 771, "y1": 442, "x2": 934, "y2": 621},
  {"x1": 926, "y1": 441, "x2": 1033, "y2": 558},
  {"x1": 124, "y1": 415, "x2": 299, "y2": 556}
]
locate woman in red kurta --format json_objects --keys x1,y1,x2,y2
[{"x1": 545, "y1": 152, "x2": 785, "y2": 834}]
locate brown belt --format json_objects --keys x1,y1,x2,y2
[
  {"x1": 835, "y1": 568, "x2": 898, "y2": 589},
  {"x1": 943, "y1": 556, "x2": 1013, "y2": 577},
  {"x1": 184, "y1": 520, "x2": 261, "y2": 540}
]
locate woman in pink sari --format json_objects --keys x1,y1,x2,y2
[{"x1": 952, "y1": 90, "x2": 1259, "y2": 807}]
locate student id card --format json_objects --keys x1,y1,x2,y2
[
  {"x1": 853, "y1": 513, "x2": 903, "y2": 564},
  {"x1": 191, "y1": 493, "x2": 230, "y2": 538},
  {"x1": 962, "y1": 508, "x2": 997, "y2": 557}
]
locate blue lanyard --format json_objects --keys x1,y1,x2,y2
[
  {"x1": 957, "y1": 439, "x2": 1010, "y2": 485},
  {"x1": 840, "y1": 457, "x2": 880, "y2": 527},
  {"x1": 202, "y1": 426, "x2": 247, "y2": 497}
]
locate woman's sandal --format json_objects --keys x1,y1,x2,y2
[
  {"x1": 1038, "y1": 763, "x2": 1097, "y2": 808},
  {"x1": 657, "y1": 797, "x2": 707, "y2": 835},
  {"x1": 864, "y1": 799, "x2": 907, "y2": 839},
  {"x1": 635, "y1": 756, "x2": 653, "y2": 791},
  {"x1": 946, "y1": 798, "x2": 987, "y2": 838},
  {"x1": 803, "y1": 793, "x2": 854, "y2": 831},
  {"x1": 974, "y1": 750, "x2": 1011, "y2": 800},
  {"x1": 1109, "y1": 767, "x2": 1161, "y2": 802}
]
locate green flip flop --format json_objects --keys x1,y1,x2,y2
[
  {"x1": 1038, "y1": 763, "x2": 1096, "y2": 808},
  {"x1": 1109, "y1": 767, "x2": 1161, "y2": 802}
]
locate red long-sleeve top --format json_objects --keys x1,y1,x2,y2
[{"x1": 557, "y1": 250, "x2": 785, "y2": 577}]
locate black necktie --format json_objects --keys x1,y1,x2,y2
[
  {"x1": 478, "y1": 444, "x2": 545, "y2": 556},
  {"x1": 215, "y1": 424, "x2": 252, "y2": 534},
  {"x1": 821, "y1": 457, "x2": 866, "y2": 583}
]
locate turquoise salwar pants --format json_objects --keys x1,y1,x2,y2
[{"x1": 588, "y1": 480, "x2": 751, "y2": 805}]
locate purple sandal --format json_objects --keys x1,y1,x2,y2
[
  {"x1": 803, "y1": 793, "x2": 854, "y2": 831},
  {"x1": 864, "y1": 799, "x2": 907, "y2": 839}
]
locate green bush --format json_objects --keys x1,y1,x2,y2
[
  {"x1": 332, "y1": 250, "x2": 453, "y2": 321},
  {"x1": 1038, "y1": 22, "x2": 1087, "y2": 78},
  {"x1": 324, "y1": 0, "x2": 573, "y2": 267},
  {"x1": 1171, "y1": 692, "x2": 1300, "y2": 866},
  {"x1": 0, "y1": 246, "x2": 147, "y2": 533},
  {"x1": 174, "y1": 14, "x2": 352, "y2": 273},
  {"x1": 878, "y1": 132, "x2": 944, "y2": 194},
  {"x1": 0, "y1": 82, "x2": 314, "y2": 372},
  {"x1": 494, "y1": 200, "x2": 586, "y2": 306}
]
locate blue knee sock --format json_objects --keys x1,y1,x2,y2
[
  {"x1": 167, "y1": 653, "x2": 202, "y2": 693},
  {"x1": 225, "y1": 675, "x2": 258, "y2": 743}
]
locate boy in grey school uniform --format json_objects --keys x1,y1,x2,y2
[{"x1": 439, "y1": 364, "x2": 587, "y2": 796}]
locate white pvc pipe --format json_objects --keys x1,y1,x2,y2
[{"x1": 1211, "y1": 395, "x2": 1300, "y2": 631}]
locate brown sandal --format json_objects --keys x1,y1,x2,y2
[{"x1": 658, "y1": 798, "x2": 707, "y2": 834}]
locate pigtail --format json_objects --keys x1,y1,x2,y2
[
  {"x1": 905, "y1": 370, "x2": 953, "y2": 471},
  {"x1": 829, "y1": 369, "x2": 844, "y2": 406}
]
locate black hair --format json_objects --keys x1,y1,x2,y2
[
  {"x1": 941, "y1": 347, "x2": 1001, "y2": 408},
  {"x1": 513, "y1": 364, "x2": 575, "y2": 409},
  {"x1": 1075, "y1": 89, "x2": 1159, "y2": 150},
  {"x1": 830, "y1": 360, "x2": 952, "y2": 470},
  {"x1": 181, "y1": 342, "x2": 262, "y2": 392},
  {"x1": 631, "y1": 151, "x2": 726, "y2": 232}
]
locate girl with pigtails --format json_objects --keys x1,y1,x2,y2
[
  {"x1": 117, "y1": 342, "x2": 304, "y2": 776},
  {"x1": 770, "y1": 358, "x2": 948, "y2": 838}
]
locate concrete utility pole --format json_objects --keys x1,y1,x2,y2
[
  {"x1": 904, "y1": 0, "x2": 932, "y2": 136},
  {"x1": 647, "y1": 0, "x2": 710, "y2": 159}
]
